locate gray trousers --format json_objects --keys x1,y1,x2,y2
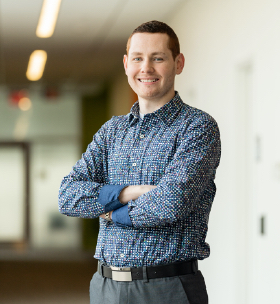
[{"x1": 90, "y1": 271, "x2": 208, "y2": 304}]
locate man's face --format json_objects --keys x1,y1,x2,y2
[{"x1": 123, "y1": 33, "x2": 184, "y2": 103}]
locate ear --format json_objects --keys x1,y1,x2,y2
[
  {"x1": 123, "y1": 54, "x2": 128, "y2": 75},
  {"x1": 175, "y1": 53, "x2": 185, "y2": 75}
]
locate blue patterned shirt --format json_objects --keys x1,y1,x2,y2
[{"x1": 58, "y1": 93, "x2": 221, "y2": 267}]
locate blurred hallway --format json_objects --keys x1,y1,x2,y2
[
  {"x1": 1, "y1": 0, "x2": 280, "y2": 303},
  {"x1": 0, "y1": 252, "x2": 96, "y2": 304}
]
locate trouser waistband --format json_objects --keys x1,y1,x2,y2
[{"x1": 97, "y1": 259, "x2": 198, "y2": 282}]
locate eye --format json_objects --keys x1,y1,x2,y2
[
  {"x1": 133, "y1": 57, "x2": 142, "y2": 62},
  {"x1": 154, "y1": 57, "x2": 163, "y2": 62}
]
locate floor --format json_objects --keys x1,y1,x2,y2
[{"x1": 0, "y1": 251, "x2": 97, "y2": 304}]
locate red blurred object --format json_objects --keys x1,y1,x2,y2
[{"x1": 9, "y1": 89, "x2": 29, "y2": 106}]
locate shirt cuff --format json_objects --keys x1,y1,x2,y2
[
  {"x1": 98, "y1": 185, "x2": 127, "y2": 213},
  {"x1": 112, "y1": 205, "x2": 132, "y2": 228}
]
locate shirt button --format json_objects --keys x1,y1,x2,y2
[
  {"x1": 120, "y1": 254, "x2": 124, "y2": 258},
  {"x1": 140, "y1": 134, "x2": 144, "y2": 139},
  {"x1": 132, "y1": 163, "x2": 137, "y2": 167}
]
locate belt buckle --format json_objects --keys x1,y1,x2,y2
[
  {"x1": 98, "y1": 261, "x2": 103, "y2": 276},
  {"x1": 111, "y1": 266, "x2": 132, "y2": 282}
]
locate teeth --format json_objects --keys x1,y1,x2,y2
[{"x1": 139, "y1": 79, "x2": 157, "y2": 83}]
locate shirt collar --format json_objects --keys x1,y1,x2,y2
[{"x1": 128, "y1": 92, "x2": 183, "y2": 126}]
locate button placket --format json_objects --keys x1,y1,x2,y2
[{"x1": 139, "y1": 117, "x2": 148, "y2": 140}]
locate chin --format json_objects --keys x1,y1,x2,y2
[
  {"x1": 138, "y1": 88, "x2": 162, "y2": 98},
  {"x1": 138, "y1": 92, "x2": 160, "y2": 100}
]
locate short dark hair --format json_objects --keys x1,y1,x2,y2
[{"x1": 126, "y1": 20, "x2": 180, "y2": 60}]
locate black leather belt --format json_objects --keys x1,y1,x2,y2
[{"x1": 97, "y1": 259, "x2": 198, "y2": 282}]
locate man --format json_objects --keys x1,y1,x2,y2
[{"x1": 59, "y1": 20, "x2": 221, "y2": 304}]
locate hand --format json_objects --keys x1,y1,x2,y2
[
  {"x1": 99, "y1": 210, "x2": 113, "y2": 221},
  {"x1": 118, "y1": 185, "x2": 157, "y2": 204}
]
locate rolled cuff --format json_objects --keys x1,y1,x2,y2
[
  {"x1": 112, "y1": 205, "x2": 132, "y2": 228},
  {"x1": 98, "y1": 185, "x2": 127, "y2": 213}
]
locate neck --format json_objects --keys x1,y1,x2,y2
[{"x1": 138, "y1": 91, "x2": 176, "y2": 114}]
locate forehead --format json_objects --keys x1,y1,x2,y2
[{"x1": 128, "y1": 33, "x2": 171, "y2": 55}]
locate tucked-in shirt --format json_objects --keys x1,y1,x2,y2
[{"x1": 58, "y1": 93, "x2": 221, "y2": 267}]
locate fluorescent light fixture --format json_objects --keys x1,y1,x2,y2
[
  {"x1": 36, "y1": 0, "x2": 62, "y2": 38},
  {"x1": 26, "y1": 50, "x2": 47, "y2": 81}
]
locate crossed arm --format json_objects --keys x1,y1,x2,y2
[{"x1": 99, "y1": 185, "x2": 157, "y2": 220}]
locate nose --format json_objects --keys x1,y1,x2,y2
[{"x1": 141, "y1": 59, "x2": 155, "y2": 73}]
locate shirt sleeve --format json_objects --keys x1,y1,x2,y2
[
  {"x1": 112, "y1": 205, "x2": 133, "y2": 227},
  {"x1": 124, "y1": 115, "x2": 221, "y2": 228},
  {"x1": 58, "y1": 121, "x2": 125, "y2": 218}
]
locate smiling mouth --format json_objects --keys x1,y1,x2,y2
[{"x1": 138, "y1": 78, "x2": 159, "y2": 83}]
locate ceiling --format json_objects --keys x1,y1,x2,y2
[{"x1": 0, "y1": 0, "x2": 184, "y2": 90}]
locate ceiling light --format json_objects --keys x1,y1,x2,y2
[
  {"x1": 18, "y1": 98, "x2": 32, "y2": 111},
  {"x1": 26, "y1": 50, "x2": 47, "y2": 81},
  {"x1": 36, "y1": 0, "x2": 62, "y2": 38}
]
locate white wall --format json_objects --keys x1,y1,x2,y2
[
  {"x1": 0, "y1": 147, "x2": 25, "y2": 242},
  {"x1": 169, "y1": 0, "x2": 280, "y2": 303},
  {"x1": 0, "y1": 86, "x2": 82, "y2": 249}
]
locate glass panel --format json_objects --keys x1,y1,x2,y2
[
  {"x1": 31, "y1": 142, "x2": 81, "y2": 248},
  {"x1": 0, "y1": 147, "x2": 25, "y2": 242}
]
